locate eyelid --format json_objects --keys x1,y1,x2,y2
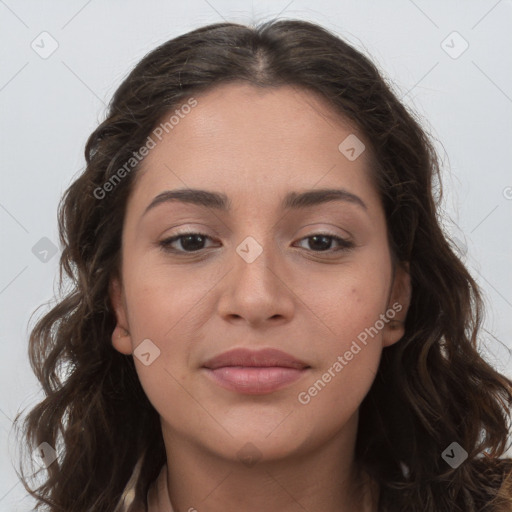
[
  {"x1": 158, "y1": 229, "x2": 216, "y2": 251},
  {"x1": 294, "y1": 232, "x2": 353, "y2": 250},
  {"x1": 158, "y1": 229, "x2": 355, "y2": 255}
]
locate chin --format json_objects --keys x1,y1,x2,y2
[{"x1": 210, "y1": 424, "x2": 309, "y2": 463}]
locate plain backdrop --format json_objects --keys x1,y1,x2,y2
[{"x1": 1, "y1": 0, "x2": 511, "y2": 509}]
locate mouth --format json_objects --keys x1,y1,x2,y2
[{"x1": 202, "y1": 347, "x2": 310, "y2": 395}]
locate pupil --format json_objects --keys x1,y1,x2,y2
[
  {"x1": 310, "y1": 235, "x2": 330, "y2": 251},
  {"x1": 182, "y1": 235, "x2": 205, "y2": 251}
]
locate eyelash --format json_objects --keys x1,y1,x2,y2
[{"x1": 158, "y1": 231, "x2": 354, "y2": 255}]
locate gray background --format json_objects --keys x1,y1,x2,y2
[{"x1": 1, "y1": 0, "x2": 511, "y2": 509}]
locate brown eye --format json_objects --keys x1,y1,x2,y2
[
  {"x1": 158, "y1": 232, "x2": 354, "y2": 255},
  {"x1": 295, "y1": 233, "x2": 354, "y2": 252},
  {"x1": 159, "y1": 232, "x2": 213, "y2": 253}
]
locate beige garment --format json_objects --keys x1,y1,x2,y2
[
  {"x1": 125, "y1": 464, "x2": 174, "y2": 512},
  {"x1": 146, "y1": 464, "x2": 174, "y2": 512}
]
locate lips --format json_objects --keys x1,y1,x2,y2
[
  {"x1": 202, "y1": 348, "x2": 310, "y2": 395},
  {"x1": 203, "y1": 347, "x2": 309, "y2": 370}
]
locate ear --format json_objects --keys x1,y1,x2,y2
[
  {"x1": 109, "y1": 276, "x2": 133, "y2": 355},
  {"x1": 382, "y1": 261, "x2": 411, "y2": 348}
]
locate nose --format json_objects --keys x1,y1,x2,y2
[{"x1": 216, "y1": 236, "x2": 295, "y2": 328}]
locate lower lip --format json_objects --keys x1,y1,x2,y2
[{"x1": 203, "y1": 366, "x2": 308, "y2": 394}]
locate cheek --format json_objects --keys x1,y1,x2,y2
[
  {"x1": 295, "y1": 258, "x2": 390, "y2": 410},
  {"x1": 122, "y1": 255, "x2": 213, "y2": 344},
  {"x1": 120, "y1": 256, "x2": 222, "y2": 404},
  {"x1": 122, "y1": 265, "x2": 207, "y2": 415},
  {"x1": 319, "y1": 284, "x2": 386, "y2": 338},
  {"x1": 310, "y1": 260, "x2": 392, "y2": 345},
  {"x1": 296, "y1": 284, "x2": 386, "y2": 427},
  {"x1": 296, "y1": 344, "x2": 380, "y2": 442}
]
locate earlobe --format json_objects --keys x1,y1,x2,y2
[
  {"x1": 112, "y1": 325, "x2": 133, "y2": 355},
  {"x1": 382, "y1": 262, "x2": 411, "y2": 347},
  {"x1": 109, "y1": 277, "x2": 133, "y2": 355}
]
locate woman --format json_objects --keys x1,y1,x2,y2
[{"x1": 16, "y1": 19, "x2": 512, "y2": 512}]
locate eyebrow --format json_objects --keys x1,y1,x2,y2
[{"x1": 142, "y1": 187, "x2": 367, "y2": 218}]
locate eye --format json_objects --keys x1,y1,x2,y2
[
  {"x1": 159, "y1": 232, "x2": 215, "y2": 253},
  {"x1": 159, "y1": 231, "x2": 354, "y2": 254},
  {"x1": 294, "y1": 233, "x2": 354, "y2": 252}
]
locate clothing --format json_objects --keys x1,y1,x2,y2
[{"x1": 128, "y1": 464, "x2": 174, "y2": 512}]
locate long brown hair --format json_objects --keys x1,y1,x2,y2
[{"x1": 14, "y1": 19, "x2": 512, "y2": 512}]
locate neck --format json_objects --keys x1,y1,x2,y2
[{"x1": 161, "y1": 414, "x2": 378, "y2": 512}]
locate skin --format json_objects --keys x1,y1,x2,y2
[{"x1": 110, "y1": 82, "x2": 411, "y2": 512}]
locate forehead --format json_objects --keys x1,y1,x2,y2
[{"x1": 128, "y1": 82, "x2": 378, "y2": 214}]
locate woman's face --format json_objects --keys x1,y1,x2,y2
[{"x1": 110, "y1": 83, "x2": 410, "y2": 463}]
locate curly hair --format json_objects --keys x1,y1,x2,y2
[{"x1": 14, "y1": 18, "x2": 512, "y2": 512}]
